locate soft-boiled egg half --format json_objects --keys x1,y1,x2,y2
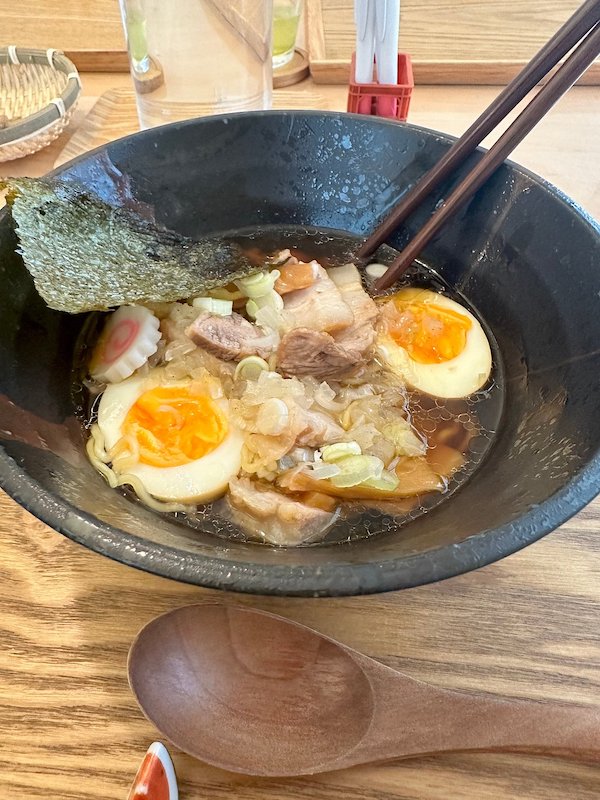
[
  {"x1": 376, "y1": 288, "x2": 492, "y2": 398},
  {"x1": 97, "y1": 373, "x2": 244, "y2": 503}
]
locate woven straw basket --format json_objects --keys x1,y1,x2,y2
[{"x1": 0, "y1": 46, "x2": 81, "y2": 163}]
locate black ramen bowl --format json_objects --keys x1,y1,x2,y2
[{"x1": 1, "y1": 111, "x2": 599, "y2": 596}]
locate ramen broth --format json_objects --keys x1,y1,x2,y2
[{"x1": 75, "y1": 227, "x2": 504, "y2": 547}]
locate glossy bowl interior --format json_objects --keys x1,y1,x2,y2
[{"x1": 1, "y1": 111, "x2": 599, "y2": 596}]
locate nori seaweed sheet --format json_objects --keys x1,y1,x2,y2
[{"x1": 3, "y1": 177, "x2": 256, "y2": 313}]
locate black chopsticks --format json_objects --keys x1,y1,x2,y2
[{"x1": 357, "y1": 0, "x2": 600, "y2": 291}]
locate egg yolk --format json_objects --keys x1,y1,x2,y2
[
  {"x1": 388, "y1": 295, "x2": 472, "y2": 364},
  {"x1": 123, "y1": 386, "x2": 227, "y2": 468}
]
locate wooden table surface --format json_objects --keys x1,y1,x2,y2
[{"x1": 1, "y1": 75, "x2": 599, "y2": 800}]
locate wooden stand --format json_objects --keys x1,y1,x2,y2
[
  {"x1": 273, "y1": 49, "x2": 310, "y2": 88},
  {"x1": 131, "y1": 56, "x2": 164, "y2": 95}
]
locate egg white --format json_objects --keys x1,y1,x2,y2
[
  {"x1": 97, "y1": 374, "x2": 243, "y2": 503},
  {"x1": 376, "y1": 289, "x2": 492, "y2": 399}
]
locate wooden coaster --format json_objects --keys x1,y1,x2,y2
[
  {"x1": 131, "y1": 56, "x2": 164, "y2": 94},
  {"x1": 273, "y1": 49, "x2": 310, "y2": 88}
]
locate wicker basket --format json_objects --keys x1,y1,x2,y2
[{"x1": 0, "y1": 46, "x2": 81, "y2": 163}]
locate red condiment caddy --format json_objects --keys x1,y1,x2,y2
[{"x1": 347, "y1": 52, "x2": 414, "y2": 121}]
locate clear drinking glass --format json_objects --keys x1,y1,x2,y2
[
  {"x1": 272, "y1": 0, "x2": 303, "y2": 69},
  {"x1": 119, "y1": 0, "x2": 273, "y2": 129}
]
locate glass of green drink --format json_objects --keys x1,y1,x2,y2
[{"x1": 273, "y1": 0, "x2": 303, "y2": 69}]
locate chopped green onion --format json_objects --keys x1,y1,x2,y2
[
  {"x1": 381, "y1": 421, "x2": 426, "y2": 457},
  {"x1": 256, "y1": 398, "x2": 289, "y2": 435},
  {"x1": 235, "y1": 270, "x2": 281, "y2": 299},
  {"x1": 321, "y1": 441, "x2": 362, "y2": 462},
  {"x1": 330, "y1": 455, "x2": 384, "y2": 488},
  {"x1": 309, "y1": 463, "x2": 342, "y2": 480},
  {"x1": 191, "y1": 297, "x2": 233, "y2": 315},
  {"x1": 234, "y1": 356, "x2": 270, "y2": 381},
  {"x1": 246, "y1": 290, "x2": 284, "y2": 320},
  {"x1": 362, "y1": 470, "x2": 400, "y2": 492}
]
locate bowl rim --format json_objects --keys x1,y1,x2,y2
[
  {"x1": 1, "y1": 443, "x2": 599, "y2": 596},
  {"x1": 1, "y1": 110, "x2": 599, "y2": 596}
]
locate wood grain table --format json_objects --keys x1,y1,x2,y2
[{"x1": 1, "y1": 75, "x2": 599, "y2": 800}]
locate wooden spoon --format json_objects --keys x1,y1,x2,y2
[{"x1": 128, "y1": 603, "x2": 600, "y2": 777}]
